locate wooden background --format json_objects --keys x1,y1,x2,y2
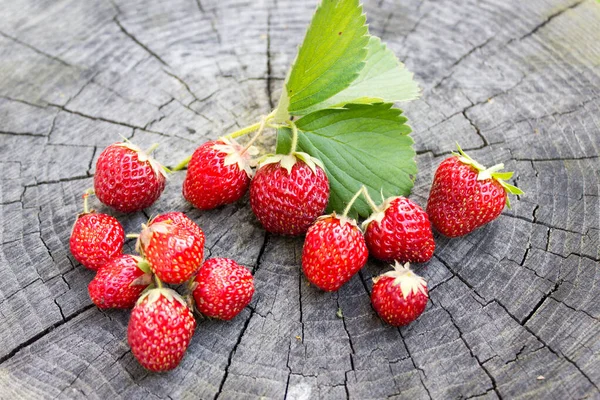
[{"x1": 1, "y1": 0, "x2": 599, "y2": 398}]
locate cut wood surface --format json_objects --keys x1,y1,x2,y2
[{"x1": 0, "y1": 0, "x2": 599, "y2": 398}]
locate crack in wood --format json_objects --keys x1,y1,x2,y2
[
  {"x1": 397, "y1": 328, "x2": 433, "y2": 400},
  {"x1": 435, "y1": 299, "x2": 502, "y2": 399},
  {"x1": 0, "y1": 30, "x2": 73, "y2": 67},
  {"x1": 0, "y1": 304, "x2": 95, "y2": 365},
  {"x1": 508, "y1": 0, "x2": 586, "y2": 44},
  {"x1": 114, "y1": 17, "x2": 169, "y2": 67}
]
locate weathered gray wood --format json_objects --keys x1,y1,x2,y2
[{"x1": 0, "y1": 0, "x2": 599, "y2": 398}]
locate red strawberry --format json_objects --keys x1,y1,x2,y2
[
  {"x1": 302, "y1": 214, "x2": 368, "y2": 291},
  {"x1": 192, "y1": 258, "x2": 254, "y2": 320},
  {"x1": 70, "y1": 192, "x2": 124, "y2": 270},
  {"x1": 137, "y1": 219, "x2": 205, "y2": 284},
  {"x1": 128, "y1": 288, "x2": 196, "y2": 372},
  {"x1": 363, "y1": 196, "x2": 435, "y2": 264},
  {"x1": 94, "y1": 142, "x2": 167, "y2": 213},
  {"x1": 250, "y1": 153, "x2": 329, "y2": 235},
  {"x1": 371, "y1": 262, "x2": 428, "y2": 326},
  {"x1": 183, "y1": 139, "x2": 255, "y2": 210},
  {"x1": 88, "y1": 254, "x2": 152, "y2": 309},
  {"x1": 151, "y1": 212, "x2": 205, "y2": 242},
  {"x1": 426, "y1": 144, "x2": 524, "y2": 237}
]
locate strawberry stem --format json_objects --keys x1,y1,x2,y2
[
  {"x1": 171, "y1": 155, "x2": 192, "y2": 171},
  {"x1": 288, "y1": 121, "x2": 299, "y2": 155},
  {"x1": 227, "y1": 121, "x2": 262, "y2": 139},
  {"x1": 361, "y1": 187, "x2": 380, "y2": 213},
  {"x1": 154, "y1": 275, "x2": 164, "y2": 289},
  {"x1": 241, "y1": 115, "x2": 269, "y2": 155},
  {"x1": 126, "y1": 233, "x2": 140, "y2": 239},
  {"x1": 82, "y1": 188, "x2": 95, "y2": 214},
  {"x1": 342, "y1": 186, "x2": 367, "y2": 218},
  {"x1": 144, "y1": 143, "x2": 160, "y2": 155}
]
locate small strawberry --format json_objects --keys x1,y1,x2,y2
[
  {"x1": 128, "y1": 288, "x2": 196, "y2": 372},
  {"x1": 70, "y1": 191, "x2": 124, "y2": 270},
  {"x1": 88, "y1": 254, "x2": 152, "y2": 309},
  {"x1": 302, "y1": 213, "x2": 368, "y2": 291},
  {"x1": 136, "y1": 218, "x2": 205, "y2": 284},
  {"x1": 183, "y1": 138, "x2": 256, "y2": 210},
  {"x1": 426, "y1": 144, "x2": 524, "y2": 237},
  {"x1": 363, "y1": 196, "x2": 435, "y2": 264},
  {"x1": 371, "y1": 262, "x2": 428, "y2": 326},
  {"x1": 250, "y1": 153, "x2": 329, "y2": 235},
  {"x1": 151, "y1": 211, "x2": 205, "y2": 243},
  {"x1": 192, "y1": 258, "x2": 254, "y2": 320},
  {"x1": 94, "y1": 142, "x2": 168, "y2": 213}
]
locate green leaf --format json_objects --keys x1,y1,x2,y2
[
  {"x1": 276, "y1": 103, "x2": 416, "y2": 218},
  {"x1": 278, "y1": 0, "x2": 369, "y2": 118},
  {"x1": 299, "y1": 36, "x2": 421, "y2": 115}
]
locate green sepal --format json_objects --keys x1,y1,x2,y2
[
  {"x1": 453, "y1": 143, "x2": 524, "y2": 207},
  {"x1": 132, "y1": 256, "x2": 152, "y2": 274}
]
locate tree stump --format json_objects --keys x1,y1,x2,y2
[{"x1": 0, "y1": 0, "x2": 599, "y2": 398}]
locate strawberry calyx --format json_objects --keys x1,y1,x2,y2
[
  {"x1": 453, "y1": 143, "x2": 524, "y2": 207},
  {"x1": 132, "y1": 255, "x2": 152, "y2": 274},
  {"x1": 373, "y1": 262, "x2": 428, "y2": 300},
  {"x1": 212, "y1": 137, "x2": 258, "y2": 178},
  {"x1": 115, "y1": 141, "x2": 169, "y2": 180},
  {"x1": 257, "y1": 152, "x2": 324, "y2": 175},
  {"x1": 136, "y1": 287, "x2": 188, "y2": 307},
  {"x1": 361, "y1": 195, "x2": 400, "y2": 230},
  {"x1": 316, "y1": 212, "x2": 358, "y2": 228},
  {"x1": 358, "y1": 186, "x2": 394, "y2": 230},
  {"x1": 136, "y1": 221, "x2": 175, "y2": 255}
]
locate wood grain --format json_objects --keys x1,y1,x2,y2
[{"x1": 0, "y1": 0, "x2": 598, "y2": 398}]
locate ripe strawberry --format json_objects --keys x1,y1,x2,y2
[
  {"x1": 371, "y1": 262, "x2": 428, "y2": 326},
  {"x1": 183, "y1": 139, "x2": 256, "y2": 210},
  {"x1": 192, "y1": 258, "x2": 254, "y2": 320},
  {"x1": 302, "y1": 214, "x2": 368, "y2": 291},
  {"x1": 363, "y1": 196, "x2": 435, "y2": 264},
  {"x1": 151, "y1": 211, "x2": 205, "y2": 242},
  {"x1": 128, "y1": 288, "x2": 196, "y2": 372},
  {"x1": 426, "y1": 144, "x2": 524, "y2": 237},
  {"x1": 137, "y1": 219, "x2": 205, "y2": 284},
  {"x1": 88, "y1": 254, "x2": 152, "y2": 309},
  {"x1": 250, "y1": 153, "x2": 329, "y2": 235},
  {"x1": 94, "y1": 142, "x2": 167, "y2": 213},
  {"x1": 70, "y1": 192, "x2": 124, "y2": 270}
]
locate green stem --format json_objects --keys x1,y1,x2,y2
[
  {"x1": 288, "y1": 121, "x2": 299, "y2": 155},
  {"x1": 361, "y1": 187, "x2": 380, "y2": 213},
  {"x1": 241, "y1": 116, "x2": 268, "y2": 155},
  {"x1": 82, "y1": 188, "x2": 94, "y2": 214},
  {"x1": 171, "y1": 155, "x2": 192, "y2": 171},
  {"x1": 144, "y1": 143, "x2": 160, "y2": 155},
  {"x1": 155, "y1": 275, "x2": 164, "y2": 289},
  {"x1": 226, "y1": 121, "x2": 262, "y2": 139},
  {"x1": 342, "y1": 186, "x2": 367, "y2": 218},
  {"x1": 126, "y1": 233, "x2": 140, "y2": 239}
]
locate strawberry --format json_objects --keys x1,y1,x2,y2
[
  {"x1": 70, "y1": 191, "x2": 124, "y2": 270},
  {"x1": 94, "y1": 142, "x2": 167, "y2": 213},
  {"x1": 183, "y1": 138, "x2": 256, "y2": 210},
  {"x1": 250, "y1": 153, "x2": 329, "y2": 235},
  {"x1": 192, "y1": 258, "x2": 254, "y2": 320},
  {"x1": 426, "y1": 144, "x2": 524, "y2": 237},
  {"x1": 88, "y1": 254, "x2": 152, "y2": 309},
  {"x1": 151, "y1": 211, "x2": 205, "y2": 242},
  {"x1": 363, "y1": 196, "x2": 435, "y2": 264},
  {"x1": 136, "y1": 218, "x2": 205, "y2": 284},
  {"x1": 128, "y1": 288, "x2": 196, "y2": 372},
  {"x1": 371, "y1": 262, "x2": 428, "y2": 326},
  {"x1": 302, "y1": 213, "x2": 368, "y2": 291}
]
